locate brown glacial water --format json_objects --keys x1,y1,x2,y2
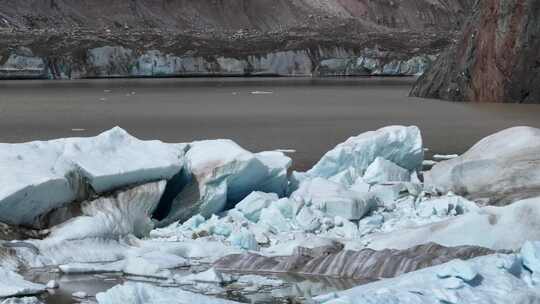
[{"x1": 1, "y1": 77, "x2": 540, "y2": 171}]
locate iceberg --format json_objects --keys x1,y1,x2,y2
[
  {"x1": 425, "y1": 126, "x2": 540, "y2": 205},
  {"x1": 306, "y1": 126, "x2": 423, "y2": 180},
  {"x1": 175, "y1": 268, "x2": 234, "y2": 285},
  {"x1": 0, "y1": 127, "x2": 184, "y2": 227},
  {"x1": 158, "y1": 139, "x2": 291, "y2": 226},
  {"x1": 96, "y1": 282, "x2": 240, "y2": 304}
]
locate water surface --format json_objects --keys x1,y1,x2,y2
[{"x1": 1, "y1": 77, "x2": 540, "y2": 170}]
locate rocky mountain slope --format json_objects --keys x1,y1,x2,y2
[
  {"x1": 411, "y1": 0, "x2": 540, "y2": 103},
  {"x1": 0, "y1": 0, "x2": 472, "y2": 79}
]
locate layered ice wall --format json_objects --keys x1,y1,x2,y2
[{"x1": 0, "y1": 127, "x2": 184, "y2": 227}]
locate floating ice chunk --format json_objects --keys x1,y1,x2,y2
[
  {"x1": 72, "y1": 291, "x2": 88, "y2": 298},
  {"x1": 59, "y1": 261, "x2": 124, "y2": 274},
  {"x1": 433, "y1": 154, "x2": 459, "y2": 160},
  {"x1": 96, "y1": 282, "x2": 240, "y2": 304},
  {"x1": 363, "y1": 157, "x2": 411, "y2": 184},
  {"x1": 237, "y1": 275, "x2": 284, "y2": 287},
  {"x1": 176, "y1": 268, "x2": 234, "y2": 285},
  {"x1": 425, "y1": 127, "x2": 540, "y2": 205},
  {"x1": 162, "y1": 140, "x2": 291, "y2": 225},
  {"x1": 45, "y1": 280, "x2": 58, "y2": 289},
  {"x1": 307, "y1": 126, "x2": 423, "y2": 179},
  {"x1": 137, "y1": 251, "x2": 190, "y2": 269},
  {"x1": 436, "y1": 259, "x2": 478, "y2": 281},
  {"x1": 0, "y1": 127, "x2": 184, "y2": 227},
  {"x1": 422, "y1": 160, "x2": 437, "y2": 166},
  {"x1": 291, "y1": 178, "x2": 376, "y2": 220},
  {"x1": 0, "y1": 267, "x2": 45, "y2": 298},
  {"x1": 123, "y1": 257, "x2": 171, "y2": 278},
  {"x1": 235, "y1": 192, "x2": 278, "y2": 222},
  {"x1": 228, "y1": 228, "x2": 258, "y2": 250}
]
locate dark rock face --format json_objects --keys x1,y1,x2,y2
[
  {"x1": 214, "y1": 242, "x2": 495, "y2": 279},
  {"x1": 411, "y1": 0, "x2": 540, "y2": 103},
  {"x1": 0, "y1": 0, "x2": 473, "y2": 79}
]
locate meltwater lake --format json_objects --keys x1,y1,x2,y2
[{"x1": 1, "y1": 77, "x2": 540, "y2": 170}]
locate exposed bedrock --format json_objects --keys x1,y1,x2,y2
[
  {"x1": 214, "y1": 242, "x2": 495, "y2": 279},
  {"x1": 411, "y1": 0, "x2": 540, "y2": 103},
  {"x1": 0, "y1": 0, "x2": 473, "y2": 79}
]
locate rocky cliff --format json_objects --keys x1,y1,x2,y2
[
  {"x1": 0, "y1": 0, "x2": 472, "y2": 79},
  {"x1": 411, "y1": 0, "x2": 540, "y2": 103}
]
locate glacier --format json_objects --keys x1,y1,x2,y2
[{"x1": 1, "y1": 125, "x2": 540, "y2": 304}]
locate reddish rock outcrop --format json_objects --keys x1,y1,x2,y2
[{"x1": 411, "y1": 0, "x2": 540, "y2": 103}]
